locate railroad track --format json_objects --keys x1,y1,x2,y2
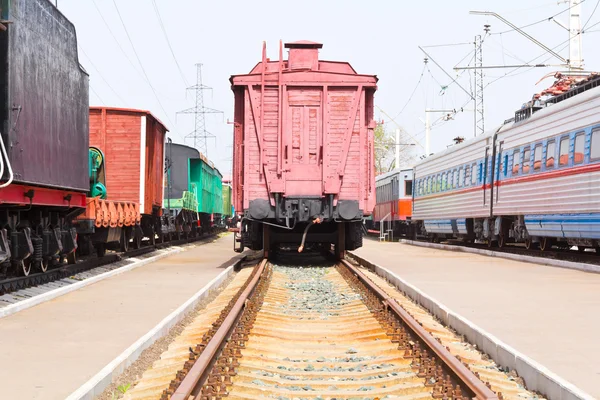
[
  {"x1": 120, "y1": 254, "x2": 541, "y2": 400},
  {"x1": 0, "y1": 231, "x2": 223, "y2": 297}
]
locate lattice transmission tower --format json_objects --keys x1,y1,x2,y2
[{"x1": 177, "y1": 64, "x2": 223, "y2": 156}]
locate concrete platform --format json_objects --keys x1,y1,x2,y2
[
  {"x1": 0, "y1": 235, "x2": 241, "y2": 400},
  {"x1": 352, "y1": 239, "x2": 600, "y2": 398}
]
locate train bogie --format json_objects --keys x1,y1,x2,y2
[{"x1": 230, "y1": 41, "x2": 377, "y2": 255}]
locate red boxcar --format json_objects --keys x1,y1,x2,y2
[
  {"x1": 89, "y1": 107, "x2": 168, "y2": 243},
  {"x1": 230, "y1": 41, "x2": 377, "y2": 256}
]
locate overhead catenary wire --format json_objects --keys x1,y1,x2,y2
[
  {"x1": 483, "y1": 19, "x2": 599, "y2": 89},
  {"x1": 492, "y1": 0, "x2": 588, "y2": 35},
  {"x1": 150, "y1": 0, "x2": 189, "y2": 87},
  {"x1": 90, "y1": 0, "x2": 145, "y2": 79},
  {"x1": 89, "y1": 84, "x2": 105, "y2": 105},
  {"x1": 583, "y1": 0, "x2": 600, "y2": 29},
  {"x1": 111, "y1": 0, "x2": 175, "y2": 127},
  {"x1": 79, "y1": 46, "x2": 128, "y2": 106},
  {"x1": 391, "y1": 63, "x2": 427, "y2": 120}
]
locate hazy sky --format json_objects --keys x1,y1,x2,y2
[{"x1": 56, "y1": 0, "x2": 600, "y2": 175}]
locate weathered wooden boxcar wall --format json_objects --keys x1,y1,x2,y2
[
  {"x1": 89, "y1": 107, "x2": 167, "y2": 215},
  {"x1": 145, "y1": 116, "x2": 167, "y2": 213},
  {"x1": 231, "y1": 47, "x2": 377, "y2": 216},
  {"x1": 1, "y1": 0, "x2": 89, "y2": 190}
]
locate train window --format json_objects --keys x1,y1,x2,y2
[
  {"x1": 478, "y1": 163, "x2": 482, "y2": 183},
  {"x1": 453, "y1": 170, "x2": 458, "y2": 188},
  {"x1": 522, "y1": 148, "x2": 531, "y2": 173},
  {"x1": 464, "y1": 166, "x2": 470, "y2": 186},
  {"x1": 512, "y1": 150, "x2": 519, "y2": 175},
  {"x1": 503, "y1": 154, "x2": 509, "y2": 176},
  {"x1": 441, "y1": 173, "x2": 447, "y2": 191},
  {"x1": 437, "y1": 175, "x2": 442, "y2": 192},
  {"x1": 592, "y1": 129, "x2": 600, "y2": 161},
  {"x1": 559, "y1": 136, "x2": 569, "y2": 166},
  {"x1": 405, "y1": 180, "x2": 413, "y2": 196},
  {"x1": 471, "y1": 163, "x2": 477, "y2": 185},
  {"x1": 590, "y1": 129, "x2": 600, "y2": 160},
  {"x1": 574, "y1": 133, "x2": 584, "y2": 164},
  {"x1": 546, "y1": 140, "x2": 555, "y2": 168},
  {"x1": 458, "y1": 167, "x2": 464, "y2": 187},
  {"x1": 533, "y1": 145, "x2": 542, "y2": 171}
]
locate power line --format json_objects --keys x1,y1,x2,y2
[
  {"x1": 89, "y1": 85, "x2": 105, "y2": 105},
  {"x1": 392, "y1": 63, "x2": 427, "y2": 120},
  {"x1": 111, "y1": 0, "x2": 175, "y2": 127},
  {"x1": 90, "y1": 0, "x2": 144, "y2": 79},
  {"x1": 492, "y1": 0, "x2": 587, "y2": 35},
  {"x1": 482, "y1": 17, "x2": 600, "y2": 88},
  {"x1": 583, "y1": 0, "x2": 600, "y2": 29},
  {"x1": 150, "y1": 0, "x2": 189, "y2": 87},
  {"x1": 79, "y1": 46, "x2": 128, "y2": 106},
  {"x1": 484, "y1": 40, "x2": 571, "y2": 88}
]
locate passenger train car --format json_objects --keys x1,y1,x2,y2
[
  {"x1": 413, "y1": 73, "x2": 600, "y2": 251},
  {"x1": 369, "y1": 168, "x2": 414, "y2": 237}
]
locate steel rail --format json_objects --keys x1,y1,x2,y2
[
  {"x1": 171, "y1": 258, "x2": 268, "y2": 400},
  {"x1": 340, "y1": 259, "x2": 499, "y2": 400}
]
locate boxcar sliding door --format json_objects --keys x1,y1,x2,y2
[{"x1": 283, "y1": 87, "x2": 323, "y2": 195}]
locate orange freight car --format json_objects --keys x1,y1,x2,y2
[{"x1": 89, "y1": 107, "x2": 169, "y2": 244}]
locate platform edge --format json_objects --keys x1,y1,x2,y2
[
  {"x1": 348, "y1": 252, "x2": 596, "y2": 400},
  {"x1": 65, "y1": 257, "x2": 243, "y2": 400},
  {"x1": 398, "y1": 239, "x2": 600, "y2": 274}
]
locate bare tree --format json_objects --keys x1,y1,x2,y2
[{"x1": 374, "y1": 123, "x2": 415, "y2": 175}]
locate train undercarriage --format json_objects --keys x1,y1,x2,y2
[
  {"x1": 234, "y1": 219, "x2": 364, "y2": 259},
  {"x1": 0, "y1": 206, "x2": 80, "y2": 277},
  {"x1": 417, "y1": 215, "x2": 600, "y2": 252}
]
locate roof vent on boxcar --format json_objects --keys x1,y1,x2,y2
[{"x1": 285, "y1": 41, "x2": 322, "y2": 71}]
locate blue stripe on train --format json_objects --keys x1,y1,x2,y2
[
  {"x1": 524, "y1": 213, "x2": 600, "y2": 239},
  {"x1": 424, "y1": 219, "x2": 467, "y2": 235}
]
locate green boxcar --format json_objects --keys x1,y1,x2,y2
[
  {"x1": 213, "y1": 169, "x2": 223, "y2": 216},
  {"x1": 189, "y1": 157, "x2": 223, "y2": 217},
  {"x1": 222, "y1": 185, "x2": 232, "y2": 218}
]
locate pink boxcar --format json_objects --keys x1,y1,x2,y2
[{"x1": 230, "y1": 41, "x2": 377, "y2": 256}]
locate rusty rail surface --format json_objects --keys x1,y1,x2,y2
[
  {"x1": 170, "y1": 258, "x2": 268, "y2": 400},
  {"x1": 340, "y1": 259, "x2": 499, "y2": 400}
]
